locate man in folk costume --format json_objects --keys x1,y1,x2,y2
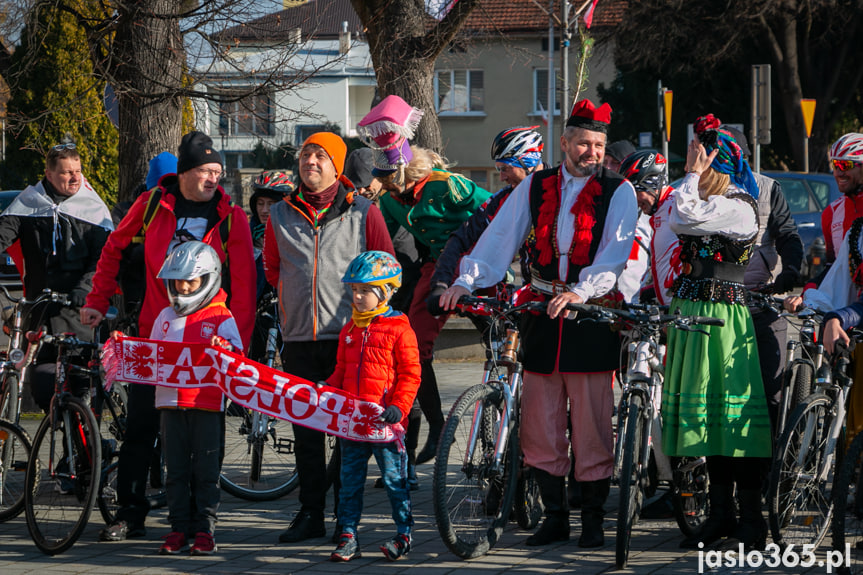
[{"x1": 441, "y1": 99, "x2": 638, "y2": 547}]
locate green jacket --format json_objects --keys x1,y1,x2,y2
[{"x1": 379, "y1": 168, "x2": 491, "y2": 260}]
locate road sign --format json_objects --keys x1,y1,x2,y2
[
  {"x1": 800, "y1": 99, "x2": 816, "y2": 138},
  {"x1": 663, "y1": 90, "x2": 673, "y2": 142}
]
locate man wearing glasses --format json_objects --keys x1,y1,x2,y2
[
  {"x1": 82, "y1": 130, "x2": 255, "y2": 542},
  {"x1": 817, "y1": 133, "x2": 863, "y2": 273},
  {"x1": 0, "y1": 142, "x2": 113, "y2": 411}
]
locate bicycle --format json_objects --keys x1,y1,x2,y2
[
  {"x1": 747, "y1": 287, "x2": 826, "y2": 442},
  {"x1": 221, "y1": 292, "x2": 338, "y2": 500},
  {"x1": 767, "y1": 328, "x2": 860, "y2": 550},
  {"x1": 23, "y1": 328, "x2": 103, "y2": 555},
  {"x1": 432, "y1": 294, "x2": 551, "y2": 559},
  {"x1": 569, "y1": 302, "x2": 725, "y2": 568},
  {"x1": 0, "y1": 284, "x2": 70, "y2": 425},
  {"x1": 0, "y1": 418, "x2": 32, "y2": 522}
]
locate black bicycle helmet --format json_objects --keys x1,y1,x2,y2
[
  {"x1": 619, "y1": 150, "x2": 668, "y2": 215},
  {"x1": 490, "y1": 126, "x2": 544, "y2": 163}
]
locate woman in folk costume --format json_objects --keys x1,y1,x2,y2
[{"x1": 661, "y1": 114, "x2": 771, "y2": 550}]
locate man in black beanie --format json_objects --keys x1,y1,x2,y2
[
  {"x1": 84, "y1": 130, "x2": 255, "y2": 546},
  {"x1": 343, "y1": 148, "x2": 382, "y2": 201}
]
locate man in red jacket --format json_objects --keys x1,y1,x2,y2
[{"x1": 82, "y1": 131, "x2": 255, "y2": 541}]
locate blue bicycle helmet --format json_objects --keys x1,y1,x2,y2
[{"x1": 342, "y1": 251, "x2": 402, "y2": 299}]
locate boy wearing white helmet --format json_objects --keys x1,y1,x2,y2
[
  {"x1": 325, "y1": 250, "x2": 421, "y2": 562},
  {"x1": 149, "y1": 241, "x2": 243, "y2": 555}
]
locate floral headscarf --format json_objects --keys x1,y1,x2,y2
[{"x1": 694, "y1": 114, "x2": 759, "y2": 199}]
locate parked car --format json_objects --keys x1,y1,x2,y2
[
  {"x1": 761, "y1": 171, "x2": 839, "y2": 282},
  {"x1": 669, "y1": 172, "x2": 839, "y2": 282},
  {"x1": 0, "y1": 190, "x2": 23, "y2": 289}
]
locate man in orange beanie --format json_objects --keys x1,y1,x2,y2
[{"x1": 263, "y1": 131, "x2": 394, "y2": 543}]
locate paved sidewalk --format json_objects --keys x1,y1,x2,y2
[{"x1": 0, "y1": 361, "x2": 846, "y2": 574}]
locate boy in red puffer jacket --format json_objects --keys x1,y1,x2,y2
[
  {"x1": 150, "y1": 241, "x2": 243, "y2": 556},
  {"x1": 326, "y1": 250, "x2": 421, "y2": 562}
]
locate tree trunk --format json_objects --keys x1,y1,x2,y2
[
  {"x1": 771, "y1": 13, "x2": 806, "y2": 170},
  {"x1": 110, "y1": 1, "x2": 184, "y2": 202},
  {"x1": 352, "y1": 0, "x2": 480, "y2": 153}
]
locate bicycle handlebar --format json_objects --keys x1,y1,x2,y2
[
  {"x1": 454, "y1": 295, "x2": 725, "y2": 328},
  {"x1": 0, "y1": 284, "x2": 71, "y2": 307}
]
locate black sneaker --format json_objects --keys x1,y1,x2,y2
[
  {"x1": 331, "y1": 532, "x2": 360, "y2": 561},
  {"x1": 278, "y1": 511, "x2": 326, "y2": 543},
  {"x1": 99, "y1": 520, "x2": 147, "y2": 542},
  {"x1": 380, "y1": 533, "x2": 411, "y2": 561}
]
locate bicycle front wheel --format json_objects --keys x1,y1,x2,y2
[
  {"x1": 0, "y1": 370, "x2": 20, "y2": 425},
  {"x1": 433, "y1": 383, "x2": 518, "y2": 559},
  {"x1": 832, "y1": 431, "x2": 863, "y2": 573},
  {"x1": 768, "y1": 393, "x2": 835, "y2": 548},
  {"x1": 616, "y1": 393, "x2": 646, "y2": 568},
  {"x1": 0, "y1": 420, "x2": 31, "y2": 522},
  {"x1": 25, "y1": 397, "x2": 102, "y2": 555},
  {"x1": 220, "y1": 401, "x2": 298, "y2": 501}
]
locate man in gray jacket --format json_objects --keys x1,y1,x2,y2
[{"x1": 262, "y1": 132, "x2": 394, "y2": 543}]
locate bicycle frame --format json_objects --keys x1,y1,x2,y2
[
  {"x1": 464, "y1": 329, "x2": 523, "y2": 474},
  {"x1": 778, "y1": 309, "x2": 824, "y2": 436}
]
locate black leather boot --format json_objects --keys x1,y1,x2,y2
[
  {"x1": 723, "y1": 489, "x2": 767, "y2": 551},
  {"x1": 679, "y1": 482, "x2": 737, "y2": 549},
  {"x1": 525, "y1": 469, "x2": 570, "y2": 546},
  {"x1": 568, "y1": 459, "x2": 582, "y2": 509},
  {"x1": 578, "y1": 478, "x2": 610, "y2": 548}
]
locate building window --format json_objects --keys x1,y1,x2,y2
[
  {"x1": 218, "y1": 92, "x2": 273, "y2": 137},
  {"x1": 296, "y1": 125, "x2": 328, "y2": 146},
  {"x1": 434, "y1": 70, "x2": 484, "y2": 114},
  {"x1": 533, "y1": 69, "x2": 561, "y2": 115}
]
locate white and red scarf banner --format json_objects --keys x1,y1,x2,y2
[{"x1": 101, "y1": 336, "x2": 402, "y2": 444}]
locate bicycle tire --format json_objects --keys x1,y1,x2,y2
[
  {"x1": 432, "y1": 383, "x2": 519, "y2": 559},
  {"x1": 25, "y1": 397, "x2": 102, "y2": 555},
  {"x1": 831, "y1": 431, "x2": 863, "y2": 573},
  {"x1": 514, "y1": 464, "x2": 543, "y2": 530},
  {"x1": 791, "y1": 361, "x2": 814, "y2": 414},
  {"x1": 616, "y1": 393, "x2": 645, "y2": 569},
  {"x1": 220, "y1": 401, "x2": 298, "y2": 501},
  {"x1": 0, "y1": 419, "x2": 32, "y2": 522},
  {"x1": 0, "y1": 370, "x2": 20, "y2": 425},
  {"x1": 768, "y1": 392, "x2": 835, "y2": 548},
  {"x1": 671, "y1": 456, "x2": 710, "y2": 537}
]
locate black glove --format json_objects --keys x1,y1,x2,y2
[
  {"x1": 379, "y1": 405, "x2": 402, "y2": 424},
  {"x1": 426, "y1": 284, "x2": 448, "y2": 316},
  {"x1": 70, "y1": 288, "x2": 89, "y2": 309},
  {"x1": 773, "y1": 269, "x2": 801, "y2": 294}
]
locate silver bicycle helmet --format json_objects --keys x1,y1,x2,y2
[{"x1": 158, "y1": 241, "x2": 222, "y2": 316}]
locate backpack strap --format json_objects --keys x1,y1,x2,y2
[{"x1": 130, "y1": 188, "x2": 163, "y2": 244}]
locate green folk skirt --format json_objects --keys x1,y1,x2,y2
[{"x1": 660, "y1": 298, "x2": 772, "y2": 458}]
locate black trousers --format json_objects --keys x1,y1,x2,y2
[
  {"x1": 280, "y1": 340, "x2": 340, "y2": 518},
  {"x1": 751, "y1": 307, "x2": 788, "y2": 437},
  {"x1": 115, "y1": 383, "x2": 161, "y2": 527}
]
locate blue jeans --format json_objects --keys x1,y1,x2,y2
[{"x1": 337, "y1": 438, "x2": 413, "y2": 535}]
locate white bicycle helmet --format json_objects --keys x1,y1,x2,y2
[
  {"x1": 490, "y1": 126, "x2": 544, "y2": 162},
  {"x1": 829, "y1": 133, "x2": 863, "y2": 161},
  {"x1": 158, "y1": 241, "x2": 222, "y2": 316}
]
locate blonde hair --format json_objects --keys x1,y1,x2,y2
[
  {"x1": 698, "y1": 168, "x2": 730, "y2": 199},
  {"x1": 382, "y1": 146, "x2": 450, "y2": 187}
]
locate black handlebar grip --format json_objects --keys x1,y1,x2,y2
[{"x1": 692, "y1": 316, "x2": 725, "y2": 327}]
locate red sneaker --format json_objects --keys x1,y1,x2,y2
[
  {"x1": 158, "y1": 531, "x2": 188, "y2": 555},
  {"x1": 190, "y1": 531, "x2": 217, "y2": 555}
]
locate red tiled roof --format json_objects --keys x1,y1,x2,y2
[
  {"x1": 460, "y1": 0, "x2": 625, "y2": 34},
  {"x1": 219, "y1": 0, "x2": 624, "y2": 43}
]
